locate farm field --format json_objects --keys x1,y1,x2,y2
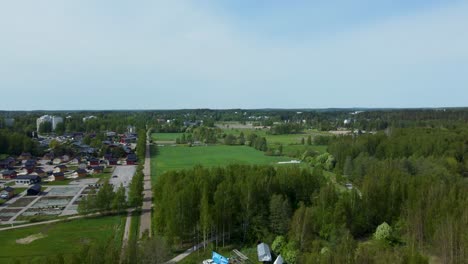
[
  {"x1": 0, "y1": 215, "x2": 125, "y2": 262},
  {"x1": 152, "y1": 133, "x2": 183, "y2": 142},
  {"x1": 151, "y1": 145, "x2": 292, "y2": 180}
]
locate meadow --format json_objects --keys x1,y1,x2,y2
[
  {"x1": 221, "y1": 127, "x2": 331, "y2": 145},
  {"x1": 0, "y1": 215, "x2": 125, "y2": 262},
  {"x1": 151, "y1": 145, "x2": 291, "y2": 180},
  {"x1": 152, "y1": 133, "x2": 183, "y2": 142}
]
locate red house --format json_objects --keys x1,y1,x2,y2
[
  {"x1": 89, "y1": 158, "x2": 99, "y2": 166},
  {"x1": 1, "y1": 170, "x2": 17, "y2": 179}
]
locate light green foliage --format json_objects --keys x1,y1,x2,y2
[
  {"x1": 271, "y1": 236, "x2": 287, "y2": 254},
  {"x1": 374, "y1": 222, "x2": 392, "y2": 241}
]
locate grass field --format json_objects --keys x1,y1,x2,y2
[
  {"x1": 152, "y1": 133, "x2": 183, "y2": 142},
  {"x1": 0, "y1": 215, "x2": 125, "y2": 262},
  {"x1": 221, "y1": 128, "x2": 331, "y2": 145},
  {"x1": 151, "y1": 145, "x2": 291, "y2": 180}
]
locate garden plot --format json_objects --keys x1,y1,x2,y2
[
  {"x1": 8, "y1": 197, "x2": 37, "y2": 208},
  {"x1": 0, "y1": 208, "x2": 22, "y2": 221},
  {"x1": 46, "y1": 187, "x2": 82, "y2": 197},
  {"x1": 21, "y1": 208, "x2": 63, "y2": 216},
  {"x1": 69, "y1": 178, "x2": 99, "y2": 185},
  {"x1": 30, "y1": 196, "x2": 73, "y2": 209}
]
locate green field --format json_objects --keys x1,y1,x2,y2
[
  {"x1": 152, "y1": 133, "x2": 183, "y2": 142},
  {"x1": 221, "y1": 128, "x2": 331, "y2": 145},
  {"x1": 151, "y1": 145, "x2": 292, "y2": 179},
  {"x1": 0, "y1": 216, "x2": 125, "y2": 262}
]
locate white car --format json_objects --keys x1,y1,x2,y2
[{"x1": 202, "y1": 259, "x2": 214, "y2": 264}]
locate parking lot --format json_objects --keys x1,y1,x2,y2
[{"x1": 108, "y1": 165, "x2": 136, "y2": 195}]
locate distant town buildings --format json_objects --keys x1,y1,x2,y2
[
  {"x1": 36, "y1": 115, "x2": 63, "y2": 131},
  {"x1": 83, "y1": 115, "x2": 97, "y2": 122}
]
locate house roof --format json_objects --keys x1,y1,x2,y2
[
  {"x1": 16, "y1": 175, "x2": 41, "y2": 180},
  {"x1": 53, "y1": 172, "x2": 64, "y2": 177},
  {"x1": 28, "y1": 184, "x2": 41, "y2": 192},
  {"x1": 1, "y1": 170, "x2": 16, "y2": 175},
  {"x1": 54, "y1": 165, "x2": 67, "y2": 168},
  {"x1": 4, "y1": 186, "x2": 14, "y2": 192},
  {"x1": 75, "y1": 169, "x2": 87, "y2": 173}
]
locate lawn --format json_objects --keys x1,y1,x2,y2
[
  {"x1": 151, "y1": 145, "x2": 291, "y2": 180},
  {"x1": 0, "y1": 215, "x2": 125, "y2": 262},
  {"x1": 152, "y1": 133, "x2": 183, "y2": 142}
]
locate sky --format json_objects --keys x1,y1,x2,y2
[{"x1": 0, "y1": 0, "x2": 467, "y2": 110}]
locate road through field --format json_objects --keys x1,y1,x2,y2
[{"x1": 139, "y1": 141, "x2": 152, "y2": 238}]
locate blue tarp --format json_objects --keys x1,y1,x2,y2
[{"x1": 212, "y1": 251, "x2": 229, "y2": 264}]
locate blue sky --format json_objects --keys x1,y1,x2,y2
[{"x1": 0, "y1": 0, "x2": 467, "y2": 110}]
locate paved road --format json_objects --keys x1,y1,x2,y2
[
  {"x1": 139, "y1": 142, "x2": 153, "y2": 238},
  {"x1": 165, "y1": 239, "x2": 214, "y2": 263}
]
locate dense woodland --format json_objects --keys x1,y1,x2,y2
[{"x1": 152, "y1": 114, "x2": 467, "y2": 263}]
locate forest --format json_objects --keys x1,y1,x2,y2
[{"x1": 153, "y1": 123, "x2": 467, "y2": 263}]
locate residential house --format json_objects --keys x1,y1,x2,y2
[
  {"x1": 19, "y1": 152, "x2": 32, "y2": 160},
  {"x1": 103, "y1": 153, "x2": 113, "y2": 161},
  {"x1": 42, "y1": 152, "x2": 54, "y2": 161},
  {"x1": 89, "y1": 158, "x2": 99, "y2": 166},
  {"x1": 15, "y1": 175, "x2": 41, "y2": 185},
  {"x1": 54, "y1": 165, "x2": 67, "y2": 173},
  {"x1": 24, "y1": 159, "x2": 36, "y2": 170},
  {"x1": 17, "y1": 167, "x2": 30, "y2": 175},
  {"x1": 53, "y1": 172, "x2": 65, "y2": 181},
  {"x1": 33, "y1": 168, "x2": 47, "y2": 178},
  {"x1": 90, "y1": 166, "x2": 104, "y2": 174},
  {"x1": 1, "y1": 170, "x2": 17, "y2": 179},
  {"x1": 126, "y1": 153, "x2": 137, "y2": 165},
  {"x1": 60, "y1": 155, "x2": 71, "y2": 163},
  {"x1": 75, "y1": 169, "x2": 87, "y2": 177},
  {"x1": 108, "y1": 158, "x2": 118, "y2": 166},
  {"x1": 0, "y1": 187, "x2": 15, "y2": 199},
  {"x1": 0, "y1": 157, "x2": 16, "y2": 169},
  {"x1": 27, "y1": 184, "x2": 41, "y2": 195}
]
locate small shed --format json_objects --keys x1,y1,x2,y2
[
  {"x1": 257, "y1": 243, "x2": 272, "y2": 262},
  {"x1": 273, "y1": 255, "x2": 284, "y2": 264},
  {"x1": 27, "y1": 184, "x2": 41, "y2": 195}
]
